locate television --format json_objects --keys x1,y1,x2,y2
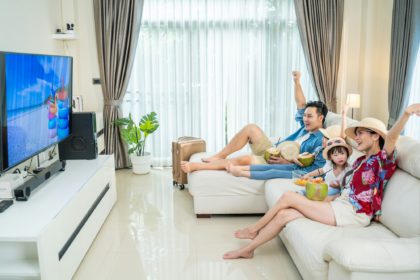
[{"x1": 0, "y1": 52, "x2": 73, "y2": 172}]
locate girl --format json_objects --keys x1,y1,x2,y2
[
  {"x1": 299, "y1": 137, "x2": 353, "y2": 198},
  {"x1": 223, "y1": 103, "x2": 420, "y2": 260}
]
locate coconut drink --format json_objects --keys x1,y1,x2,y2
[
  {"x1": 305, "y1": 178, "x2": 328, "y2": 201},
  {"x1": 297, "y1": 152, "x2": 315, "y2": 167},
  {"x1": 264, "y1": 147, "x2": 281, "y2": 162}
]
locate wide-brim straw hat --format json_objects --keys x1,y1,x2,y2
[
  {"x1": 322, "y1": 137, "x2": 353, "y2": 160},
  {"x1": 277, "y1": 141, "x2": 300, "y2": 161},
  {"x1": 345, "y1": 117, "x2": 387, "y2": 141},
  {"x1": 319, "y1": 125, "x2": 341, "y2": 139}
]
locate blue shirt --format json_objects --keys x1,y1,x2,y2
[{"x1": 261, "y1": 108, "x2": 325, "y2": 171}]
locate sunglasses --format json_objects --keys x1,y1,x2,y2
[
  {"x1": 355, "y1": 128, "x2": 376, "y2": 135},
  {"x1": 327, "y1": 139, "x2": 344, "y2": 146}
]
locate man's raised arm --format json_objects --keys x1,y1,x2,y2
[{"x1": 293, "y1": 71, "x2": 306, "y2": 109}]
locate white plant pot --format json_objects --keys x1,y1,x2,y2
[{"x1": 130, "y1": 152, "x2": 152, "y2": 174}]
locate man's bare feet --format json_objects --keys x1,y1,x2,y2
[
  {"x1": 223, "y1": 249, "x2": 254, "y2": 259},
  {"x1": 201, "y1": 155, "x2": 223, "y2": 163},
  {"x1": 234, "y1": 228, "x2": 257, "y2": 240},
  {"x1": 228, "y1": 165, "x2": 248, "y2": 177},
  {"x1": 180, "y1": 161, "x2": 197, "y2": 173}
]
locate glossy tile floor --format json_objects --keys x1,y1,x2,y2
[{"x1": 73, "y1": 169, "x2": 302, "y2": 280}]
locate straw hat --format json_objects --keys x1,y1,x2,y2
[
  {"x1": 277, "y1": 141, "x2": 300, "y2": 161},
  {"x1": 345, "y1": 117, "x2": 387, "y2": 141},
  {"x1": 319, "y1": 125, "x2": 341, "y2": 139},
  {"x1": 322, "y1": 137, "x2": 353, "y2": 160}
]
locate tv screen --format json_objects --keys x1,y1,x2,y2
[{"x1": 0, "y1": 52, "x2": 72, "y2": 172}]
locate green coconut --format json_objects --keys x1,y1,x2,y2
[
  {"x1": 264, "y1": 147, "x2": 281, "y2": 162},
  {"x1": 297, "y1": 152, "x2": 315, "y2": 167},
  {"x1": 305, "y1": 181, "x2": 328, "y2": 201}
]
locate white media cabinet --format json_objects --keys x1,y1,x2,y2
[{"x1": 0, "y1": 155, "x2": 117, "y2": 280}]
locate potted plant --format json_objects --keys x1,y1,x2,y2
[{"x1": 114, "y1": 112, "x2": 159, "y2": 174}]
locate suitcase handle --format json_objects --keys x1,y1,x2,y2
[{"x1": 178, "y1": 136, "x2": 200, "y2": 141}]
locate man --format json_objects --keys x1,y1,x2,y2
[{"x1": 181, "y1": 71, "x2": 327, "y2": 176}]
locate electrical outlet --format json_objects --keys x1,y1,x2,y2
[{"x1": 92, "y1": 78, "x2": 101, "y2": 85}]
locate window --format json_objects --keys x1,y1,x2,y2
[
  {"x1": 405, "y1": 47, "x2": 420, "y2": 139},
  {"x1": 123, "y1": 0, "x2": 316, "y2": 166}
]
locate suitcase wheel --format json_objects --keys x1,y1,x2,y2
[
  {"x1": 172, "y1": 180, "x2": 177, "y2": 186},
  {"x1": 179, "y1": 184, "x2": 185, "y2": 190}
]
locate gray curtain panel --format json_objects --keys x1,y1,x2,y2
[
  {"x1": 387, "y1": 0, "x2": 420, "y2": 129},
  {"x1": 93, "y1": 0, "x2": 144, "y2": 168},
  {"x1": 294, "y1": 0, "x2": 344, "y2": 112}
]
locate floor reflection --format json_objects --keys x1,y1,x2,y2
[{"x1": 73, "y1": 168, "x2": 301, "y2": 280}]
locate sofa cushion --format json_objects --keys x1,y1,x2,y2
[
  {"x1": 188, "y1": 153, "x2": 265, "y2": 197},
  {"x1": 396, "y1": 136, "x2": 420, "y2": 179},
  {"x1": 280, "y1": 219, "x2": 396, "y2": 280},
  {"x1": 381, "y1": 169, "x2": 420, "y2": 238},
  {"x1": 324, "y1": 236, "x2": 420, "y2": 273},
  {"x1": 265, "y1": 178, "x2": 302, "y2": 207},
  {"x1": 325, "y1": 111, "x2": 357, "y2": 127}
]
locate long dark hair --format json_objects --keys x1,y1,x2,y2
[{"x1": 341, "y1": 169, "x2": 354, "y2": 187}]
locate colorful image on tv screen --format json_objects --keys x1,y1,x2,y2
[{"x1": 5, "y1": 53, "x2": 71, "y2": 168}]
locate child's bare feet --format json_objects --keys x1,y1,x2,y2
[
  {"x1": 180, "y1": 161, "x2": 197, "y2": 173},
  {"x1": 226, "y1": 161, "x2": 234, "y2": 172},
  {"x1": 234, "y1": 228, "x2": 257, "y2": 240},
  {"x1": 223, "y1": 249, "x2": 254, "y2": 259},
  {"x1": 201, "y1": 155, "x2": 223, "y2": 163}
]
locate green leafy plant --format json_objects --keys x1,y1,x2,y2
[{"x1": 113, "y1": 112, "x2": 159, "y2": 156}]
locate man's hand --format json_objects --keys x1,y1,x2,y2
[
  {"x1": 291, "y1": 158, "x2": 304, "y2": 167},
  {"x1": 292, "y1": 71, "x2": 301, "y2": 84},
  {"x1": 267, "y1": 156, "x2": 290, "y2": 164}
]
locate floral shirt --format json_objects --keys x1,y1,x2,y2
[{"x1": 347, "y1": 149, "x2": 398, "y2": 217}]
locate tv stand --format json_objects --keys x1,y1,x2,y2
[{"x1": 0, "y1": 155, "x2": 116, "y2": 280}]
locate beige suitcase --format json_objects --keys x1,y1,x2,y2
[{"x1": 172, "y1": 137, "x2": 206, "y2": 190}]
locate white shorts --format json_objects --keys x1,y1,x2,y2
[{"x1": 330, "y1": 191, "x2": 372, "y2": 227}]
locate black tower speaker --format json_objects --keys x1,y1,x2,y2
[{"x1": 59, "y1": 112, "x2": 98, "y2": 160}]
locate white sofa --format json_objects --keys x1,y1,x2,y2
[{"x1": 187, "y1": 112, "x2": 420, "y2": 279}]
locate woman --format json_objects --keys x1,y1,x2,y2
[{"x1": 223, "y1": 103, "x2": 420, "y2": 259}]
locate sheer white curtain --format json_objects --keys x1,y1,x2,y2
[
  {"x1": 405, "y1": 47, "x2": 420, "y2": 139},
  {"x1": 123, "y1": 0, "x2": 317, "y2": 166}
]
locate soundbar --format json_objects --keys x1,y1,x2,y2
[{"x1": 14, "y1": 160, "x2": 66, "y2": 201}]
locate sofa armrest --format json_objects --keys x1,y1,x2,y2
[{"x1": 323, "y1": 237, "x2": 420, "y2": 273}]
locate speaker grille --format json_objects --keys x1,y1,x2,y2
[
  {"x1": 71, "y1": 137, "x2": 86, "y2": 151},
  {"x1": 59, "y1": 112, "x2": 98, "y2": 160}
]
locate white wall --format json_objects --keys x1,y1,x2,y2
[
  {"x1": 0, "y1": 0, "x2": 103, "y2": 113},
  {"x1": 338, "y1": 0, "x2": 393, "y2": 123},
  {"x1": 67, "y1": 0, "x2": 103, "y2": 112},
  {"x1": 0, "y1": 0, "x2": 62, "y2": 54}
]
